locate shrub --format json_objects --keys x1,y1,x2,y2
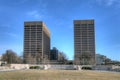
[
  {"x1": 82, "y1": 67, "x2": 92, "y2": 70},
  {"x1": 29, "y1": 66, "x2": 44, "y2": 69},
  {"x1": 34, "y1": 66, "x2": 40, "y2": 69},
  {"x1": 29, "y1": 66, "x2": 34, "y2": 69},
  {"x1": 29, "y1": 66, "x2": 37, "y2": 69}
]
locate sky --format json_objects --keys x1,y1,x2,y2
[{"x1": 0, "y1": 0, "x2": 120, "y2": 61}]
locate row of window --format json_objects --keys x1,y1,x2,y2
[
  {"x1": 24, "y1": 33, "x2": 42, "y2": 35},
  {"x1": 74, "y1": 27, "x2": 93, "y2": 29},
  {"x1": 25, "y1": 25, "x2": 42, "y2": 27},
  {"x1": 74, "y1": 36, "x2": 94, "y2": 38},
  {"x1": 75, "y1": 35, "x2": 94, "y2": 38},
  {"x1": 29, "y1": 31, "x2": 42, "y2": 33},
  {"x1": 74, "y1": 31, "x2": 94, "y2": 33},
  {"x1": 74, "y1": 24, "x2": 94, "y2": 27}
]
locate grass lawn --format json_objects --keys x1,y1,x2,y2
[{"x1": 0, "y1": 70, "x2": 120, "y2": 80}]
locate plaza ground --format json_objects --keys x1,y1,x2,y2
[{"x1": 0, "y1": 70, "x2": 120, "y2": 80}]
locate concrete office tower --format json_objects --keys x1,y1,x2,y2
[
  {"x1": 24, "y1": 21, "x2": 50, "y2": 64},
  {"x1": 74, "y1": 20, "x2": 95, "y2": 65}
]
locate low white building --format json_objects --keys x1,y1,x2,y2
[
  {"x1": 96, "y1": 54, "x2": 106, "y2": 65},
  {"x1": 10, "y1": 64, "x2": 29, "y2": 69}
]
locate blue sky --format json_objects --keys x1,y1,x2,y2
[{"x1": 0, "y1": 0, "x2": 120, "y2": 61}]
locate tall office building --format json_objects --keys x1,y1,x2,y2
[
  {"x1": 24, "y1": 21, "x2": 50, "y2": 64},
  {"x1": 74, "y1": 20, "x2": 95, "y2": 65}
]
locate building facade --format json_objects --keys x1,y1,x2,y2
[
  {"x1": 24, "y1": 21, "x2": 50, "y2": 64},
  {"x1": 74, "y1": 20, "x2": 95, "y2": 65},
  {"x1": 0, "y1": 55, "x2": 1, "y2": 61},
  {"x1": 50, "y1": 47, "x2": 58, "y2": 61},
  {"x1": 96, "y1": 54, "x2": 107, "y2": 65}
]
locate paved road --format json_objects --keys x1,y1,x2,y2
[{"x1": 0, "y1": 69, "x2": 24, "y2": 72}]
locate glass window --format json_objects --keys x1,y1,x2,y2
[
  {"x1": 75, "y1": 24, "x2": 80, "y2": 26},
  {"x1": 88, "y1": 24, "x2": 94, "y2": 27},
  {"x1": 81, "y1": 24, "x2": 87, "y2": 27}
]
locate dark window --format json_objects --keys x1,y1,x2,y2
[
  {"x1": 88, "y1": 24, "x2": 94, "y2": 27},
  {"x1": 75, "y1": 24, "x2": 80, "y2": 26},
  {"x1": 81, "y1": 24, "x2": 87, "y2": 27}
]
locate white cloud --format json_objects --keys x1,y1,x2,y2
[
  {"x1": 27, "y1": 10, "x2": 43, "y2": 19},
  {"x1": 20, "y1": 0, "x2": 28, "y2": 4},
  {"x1": 109, "y1": 44, "x2": 120, "y2": 49},
  {"x1": 96, "y1": 0, "x2": 120, "y2": 6},
  {"x1": 12, "y1": 0, "x2": 28, "y2": 5},
  {"x1": 0, "y1": 24, "x2": 10, "y2": 28},
  {"x1": 106, "y1": 0, "x2": 115, "y2": 6},
  {"x1": 4, "y1": 32, "x2": 18, "y2": 38}
]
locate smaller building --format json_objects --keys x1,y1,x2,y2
[
  {"x1": 0, "y1": 55, "x2": 1, "y2": 61},
  {"x1": 50, "y1": 47, "x2": 67, "y2": 64},
  {"x1": 0, "y1": 61, "x2": 7, "y2": 66},
  {"x1": 96, "y1": 54, "x2": 107, "y2": 65},
  {"x1": 0, "y1": 55, "x2": 7, "y2": 66},
  {"x1": 50, "y1": 47, "x2": 58, "y2": 61}
]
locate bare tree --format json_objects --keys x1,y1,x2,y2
[
  {"x1": 78, "y1": 51, "x2": 93, "y2": 65},
  {"x1": 58, "y1": 52, "x2": 68, "y2": 64},
  {"x1": 26, "y1": 54, "x2": 36, "y2": 64},
  {"x1": 1, "y1": 50, "x2": 23, "y2": 64}
]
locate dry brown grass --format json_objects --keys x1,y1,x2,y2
[{"x1": 0, "y1": 70, "x2": 120, "y2": 80}]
